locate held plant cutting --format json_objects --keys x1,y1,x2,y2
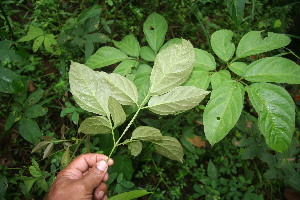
[{"x1": 69, "y1": 38, "x2": 210, "y2": 162}]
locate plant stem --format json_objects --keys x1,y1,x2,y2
[{"x1": 108, "y1": 92, "x2": 151, "y2": 159}]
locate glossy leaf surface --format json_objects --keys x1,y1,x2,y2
[
  {"x1": 113, "y1": 35, "x2": 140, "y2": 57},
  {"x1": 211, "y1": 30, "x2": 235, "y2": 62},
  {"x1": 246, "y1": 83, "x2": 295, "y2": 152}
]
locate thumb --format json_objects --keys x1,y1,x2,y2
[{"x1": 80, "y1": 160, "x2": 108, "y2": 191}]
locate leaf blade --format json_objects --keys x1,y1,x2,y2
[
  {"x1": 243, "y1": 57, "x2": 300, "y2": 84},
  {"x1": 143, "y1": 13, "x2": 168, "y2": 53},
  {"x1": 153, "y1": 136, "x2": 184, "y2": 162},
  {"x1": 108, "y1": 97, "x2": 126, "y2": 128},
  {"x1": 211, "y1": 30, "x2": 235, "y2": 62},
  {"x1": 203, "y1": 81, "x2": 245, "y2": 145},
  {"x1": 236, "y1": 31, "x2": 291, "y2": 58},
  {"x1": 246, "y1": 83, "x2": 295, "y2": 152},
  {"x1": 113, "y1": 35, "x2": 140, "y2": 57},
  {"x1": 148, "y1": 86, "x2": 210, "y2": 115},
  {"x1": 78, "y1": 116, "x2": 111, "y2": 134},
  {"x1": 149, "y1": 39, "x2": 195, "y2": 95},
  {"x1": 86, "y1": 47, "x2": 128, "y2": 69}
]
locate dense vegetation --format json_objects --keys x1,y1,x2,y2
[{"x1": 1, "y1": 0, "x2": 300, "y2": 199}]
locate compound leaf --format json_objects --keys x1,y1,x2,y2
[
  {"x1": 19, "y1": 26, "x2": 44, "y2": 42},
  {"x1": 211, "y1": 30, "x2": 235, "y2": 62},
  {"x1": 243, "y1": 57, "x2": 300, "y2": 84},
  {"x1": 108, "y1": 97, "x2": 126, "y2": 128},
  {"x1": 228, "y1": 62, "x2": 247, "y2": 76},
  {"x1": 236, "y1": 31, "x2": 291, "y2": 58},
  {"x1": 131, "y1": 126, "x2": 162, "y2": 141},
  {"x1": 143, "y1": 13, "x2": 168, "y2": 53},
  {"x1": 148, "y1": 86, "x2": 209, "y2": 115},
  {"x1": 86, "y1": 47, "x2": 128, "y2": 69},
  {"x1": 113, "y1": 35, "x2": 140, "y2": 57},
  {"x1": 69, "y1": 62, "x2": 111, "y2": 116},
  {"x1": 78, "y1": 116, "x2": 111, "y2": 134},
  {"x1": 203, "y1": 81, "x2": 245, "y2": 145},
  {"x1": 101, "y1": 72, "x2": 138, "y2": 105},
  {"x1": 246, "y1": 83, "x2": 295, "y2": 152},
  {"x1": 140, "y1": 46, "x2": 156, "y2": 62},
  {"x1": 194, "y1": 48, "x2": 216, "y2": 71},
  {"x1": 153, "y1": 136, "x2": 184, "y2": 162},
  {"x1": 128, "y1": 141, "x2": 143, "y2": 156},
  {"x1": 108, "y1": 190, "x2": 151, "y2": 200},
  {"x1": 150, "y1": 39, "x2": 195, "y2": 95},
  {"x1": 211, "y1": 70, "x2": 232, "y2": 89}
]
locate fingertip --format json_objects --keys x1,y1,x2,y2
[
  {"x1": 97, "y1": 160, "x2": 108, "y2": 172},
  {"x1": 107, "y1": 158, "x2": 114, "y2": 166}
]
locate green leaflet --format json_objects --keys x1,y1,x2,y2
[
  {"x1": 113, "y1": 35, "x2": 140, "y2": 57},
  {"x1": 131, "y1": 126, "x2": 162, "y2": 141},
  {"x1": 149, "y1": 39, "x2": 195, "y2": 95},
  {"x1": 139, "y1": 46, "x2": 156, "y2": 62},
  {"x1": 194, "y1": 48, "x2": 216, "y2": 71},
  {"x1": 108, "y1": 97, "x2": 126, "y2": 128},
  {"x1": 113, "y1": 60, "x2": 138, "y2": 76},
  {"x1": 25, "y1": 90, "x2": 44, "y2": 106},
  {"x1": 24, "y1": 104, "x2": 48, "y2": 119},
  {"x1": 19, "y1": 117, "x2": 41, "y2": 144},
  {"x1": 207, "y1": 160, "x2": 218, "y2": 180},
  {"x1": 0, "y1": 67, "x2": 25, "y2": 94},
  {"x1": 77, "y1": 5, "x2": 102, "y2": 24},
  {"x1": 243, "y1": 57, "x2": 300, "y2": 84},
  {"x1": 228, "y1": 62, "x2": 247, "y2": 77},
  {"x1": 183, "y1": 70, "x2": 211, "y2": 90},
  {"x1": 100, "y1": 72, "x2": 138, "y2": 105},
  {"x1": 108, "y1": 190, "x2": 151, "y2": 200},
  {"x1": 153, "y1": 136, "x2": 184, "y2": 162},
  {"x1": 148, "y1": 86, "x2": 210, "y2": 115},
  {"x1": 236, "y1": 31, "x2": 291, "y2": 58},
  {"x1": 203, "y1": 80, "x2": 245, "y2": 145},
  {"x1": 160, "y1": 38, "x2": 183, "y2": 51},
  {"x1": 128, "y1": 141, "x2": 142, "y2": 156},
  {"x1": 78, "y1": 116, "x2": 111, "y2": 134},
  {"x1": 32, "y1": 36, "x2": 44, "y2": 52},
  {"x1": 246, "y1": 83, "x2": 295, "y2": 152},
  {"x1": 211, "y1": 70, "x2": 231, "y2": 89},
  {"x1": 211, "y1": 30, "x2": 235, "y2": 62},
  {"x1": 43, "y1": 143, "x2": 54, "y2": 159},
  {"x1": 69, "y1": 62, "x2": 111, "y2": 116},
  {"x1": 133, "y1": 68, "x2": 151, "y2": 105},
  {"x1": 31, "y1": 141, "x2": 51, "y2": 153},
  {"x1": 143, "y1": 13, "x2": 168, "y2": 53},
  {"x1": 61, "y1": 147, "x2": 70, "y2": 168},
  {"x1": 19, "y1": 26, "x2": 44, "y2": 42},
  {"x1": 44, "y1": 34, "x2": 60, "y2": 55},
  {"x1": 86, "y1": 47, "x2": 128, "y2": 69}
]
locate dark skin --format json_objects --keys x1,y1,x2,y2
[{"x1": 46, "y1": 153, "x2": 114, "y2": 200}]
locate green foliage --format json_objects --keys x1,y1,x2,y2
[{"x1": 1, "y1": 1, "x2": 299, "y2": 199}]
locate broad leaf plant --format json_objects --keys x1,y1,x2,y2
[{"x1": 68, "y1": 12, "x2": 300, "y2": 167}]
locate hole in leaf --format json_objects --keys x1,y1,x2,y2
[
  {"x1": 216, "y1": 117, "x2": 220, "y2": 120},
  {"x1": 149, "y1": 26, "x2": 154, "y2": 30}
]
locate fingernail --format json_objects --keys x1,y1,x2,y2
[
  {"x1": 97, "y1": 160, "x2": 108, "y2": 171},
  {"x1": 97, "y1": 191, "x2": 104, "y2": 199}
]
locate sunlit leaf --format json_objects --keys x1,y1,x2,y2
[
  {"x1": 108, "y1": 190, "x2": 151, "y2": 200},
  {"x1": 194, "y1": 48, "x2": 216, "y2": 71},
  {"x1": 139, "y1": 46, "x2": 155, "y2": 62},
  {"x1": 228, "y1": 62, "x2": 247, "y2": 76},
  {"x1": 131, "y1": 126, "x2": 162, "y2": 141},
  {"x1": 153, "y1": 136, "x2": 184, "y2": 162},
  {"x1": 108, "y1": 97, "x2": 126, "y2": 128},
  {"x1": 19, "y1": 26, "x2": 44, "y2": 42},
  {"x1": 149, "y1": 39, "x2": 195, "y2": 95},
  {"x1": 128, "y1": 141, "x2": 142, "y2": 156},
  {"x1": 148, "y1": 86, "x2": 209, "y2": 115},
  {"x1": 211, "y1": 70, "x2": 231, "y2": 89}
]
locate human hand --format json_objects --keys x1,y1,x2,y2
[{"x1": 46, "y1": 153, "x2": 114, "y2": 200}]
